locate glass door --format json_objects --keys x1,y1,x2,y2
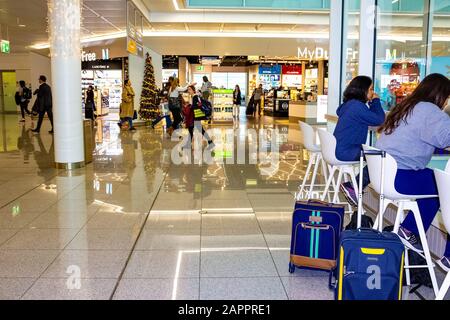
[{"x1": 1, "y1": 71, "x2": 17, "y2": 113}]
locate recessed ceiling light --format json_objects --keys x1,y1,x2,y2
[{"x1": 18, "y1": 24, "x2": 26, "y2": 28}]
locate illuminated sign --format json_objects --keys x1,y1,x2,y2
[
  {"x1": 81, "y1": 51, "x2": 96, "y2": 62},
  {"x1": 297, "y1": 47, "x2": 329, "y2": 60},
  {"x1": 1, "y1": 40, "x2": 10, "y2": 54}
]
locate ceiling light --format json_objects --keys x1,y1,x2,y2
[{"x1": 18, "y1": 24, "x2": 26, "y2": 28}]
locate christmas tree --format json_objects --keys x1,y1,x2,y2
[{"x1": 138, "y1": 53, "x2": 160, "y2": 121}]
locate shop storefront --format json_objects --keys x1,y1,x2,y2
[{"x1": 81, "y1": 58, "x2": 128, "y2": 116}]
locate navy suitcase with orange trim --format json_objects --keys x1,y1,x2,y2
[{"x1": 289, "y1": 200, "x2": 345, "y2": 273}]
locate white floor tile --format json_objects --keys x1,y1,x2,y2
[
  {"x1": 200, "y1": 277, "x2": 287, "y2": 300},
  {"x1": 113, "y1": 278, "x2": 199, "y2": 300}
]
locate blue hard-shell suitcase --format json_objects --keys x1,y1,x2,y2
[
  {"x1": 334, "y1": 229, "x2": 405, "y2": 300},
  {"x1": 331, "y1": 149, "x2": 405, "y2": 300}
]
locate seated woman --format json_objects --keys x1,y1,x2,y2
[
  {"x1": 334, "y1": 76, "x2": 386, "y2": 206},
  {"x1": 376, "y1": 73, "x2": 450, "y2": 270}
]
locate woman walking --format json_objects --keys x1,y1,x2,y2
[
  {"x1": 167, "y1": 78, "x2": 195, "y2": 136},
  {"x1": 118, "y1": 79, "x2": 136, "y2": 131},
  {"x1": 233, "y1": 85, "x2": 242, "y2": 119},
  {"x1": 85, "y1": 85, "x2": 96, "y2": 121}
]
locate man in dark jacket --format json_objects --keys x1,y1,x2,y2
[{"x1": 32, "y1": 75, "x2": 54, "y2": 134}]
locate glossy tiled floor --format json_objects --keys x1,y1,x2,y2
[{"x1": 0, "y1": 112, "x2": 448, "y2": 300}]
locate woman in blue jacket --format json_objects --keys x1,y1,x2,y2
[{"x1": 334, "y1": 76, "x2": 386, "y2": 206}]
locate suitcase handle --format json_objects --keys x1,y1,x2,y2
[
  {"x1": 302, "y1": 223, "x2": 330, "y2": 231},
  {"x1": 305, "y1": 199, "x2": 334, "y2": 207}
]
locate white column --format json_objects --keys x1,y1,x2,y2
[
  {"x1": 358, "y1": 0, "x2": 377, "y2": 78},
  {"x1": 327, "y1": 0, "x2": 345, "y2": 117},
  {"x1": 48, "y1": 0, "x2": 84, "y2": 169},
  {"x1": 423, "y1": 0, "x2": 435, "y2": 76}
]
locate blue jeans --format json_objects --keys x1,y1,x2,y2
[
  {"x1": 120, "y1": 117, "x2": 133, "y2": 129},
  {"x1": 395, "y1": 168, "x2": 450, "y2": 257},
  {"x1": 152, "y1": 115, "x2": 172, "y2": 128}
]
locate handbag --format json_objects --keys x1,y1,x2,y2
[{"x1": 195, "y1": 96, "x2": 212, "y2": 119}]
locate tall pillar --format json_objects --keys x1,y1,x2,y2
[
  {"x1": 358, "y1": 0, "x2": 377, "y2": 78},
  {"x1": 327, "y1": 0, "x2": 345, "y2": 117},
  {"x1": 48, "y1": 0, "x2": 84, "y2": 169}
]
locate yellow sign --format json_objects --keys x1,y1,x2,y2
[{"x1": 127, "y1": 38, "x2": 137, "y2": 55}]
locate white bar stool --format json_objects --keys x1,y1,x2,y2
[
  {"x1": 434, "y1": 168, "x2": 450, "y2": 300},
  {"x1": 363, "y1": 145, "x2": 440, "y2": 297},
  {"x1": 296, "y1": 121, "x2": 331, "y2": 201},
  {"x1": 317, "y1": 129, "x2": 359, "y2": 212}
]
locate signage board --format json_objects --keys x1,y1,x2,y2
[
  {"x1": 317, "y1": 95, "x2": 328, "y2": 123},
  {"x1": 1, "y1": 40, "x2": 10, "y2": 54},
  {"x1": 258, "y1": 65, "x2": 281, "y2": 75},
  {"x1": 126, "y1": 1, "x2": 144, "y2": 57},
  {"x1": 82, "y1": 59, "x2": 123, "y2": 70},
  {"x1": 282, "y1": 65, "x2": 302, "y2": 75},
  {"x1": 162, "y1": 69, "x2": 179, "y2": 82}
]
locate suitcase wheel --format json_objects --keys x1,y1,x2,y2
[{"x1": 289, "y1": 263, "x2": 295, "y2": 274}]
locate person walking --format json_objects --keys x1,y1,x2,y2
[
  {"x1": 118, "y1": 79, "x2": 136, "y2": 131},
  {"x1": 253, "y1": 84, "x2": 263, "y2": 117},
  {"x1": 17, "y1": 81, "x2": 32, "y2": 122},
  {"x1": 31, "y1": 75, "x2": 54, "y2": 134},
  {"x1": 233, "y1": 85, "x2": 242, "y2": 119},
  {"x1": 85, "y1": 85, "x2": 96, "y2": 121},
  {"x1": 184, "y1": 85, "x2": 214, "y2": 148},
  {"x1": 167, "y1": 78, "x2": 196, "y2": 136},
  {"x1": 201, "y1": 76, "x2": 212, "y2": 101}
]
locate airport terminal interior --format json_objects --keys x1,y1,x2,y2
[{"x1": 0, "y1": 0, "x2": 449, "y2": 300}]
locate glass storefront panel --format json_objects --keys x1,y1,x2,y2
[
  {"x1": 430, "y1": 1, "x2": 450, "y2": 78},
  {"x1": 187, "y1": 0, "x2": 331, "y2": 10},
  {"x1": 344, "y1": 0, "x2": 361, "y2": 86},
  {"x1": 374, "y1": 0, "x2": 428, "y2": 111}
]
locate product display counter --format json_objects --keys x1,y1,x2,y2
[
  {"x1": 290, "y1": 99, "x2": 327, "y2": 124},
  {"x1": 212, "y1": 89, "x2": 233, "y2": 123},
  {"x1": 264, "y1": 89, "x2": 290, "y2": 117}
]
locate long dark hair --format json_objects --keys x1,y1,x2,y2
[
  {"x1": 379, "y1": 73, "x2": 450, "y2": 135},
  {"x1": 234, "y1": 85, "x2": 240, "y2": 93},
  {"x1": 343, "y1": 76, "x2": 373, "y2": 103}
]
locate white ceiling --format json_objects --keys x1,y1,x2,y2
[
  {"x1": 0, "y1": 0, "x2": 448, "y2": 57},
  {"x1": 0, "y1": 0, "x2": 127, "y2": 53}
]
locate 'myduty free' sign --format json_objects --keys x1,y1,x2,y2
[{"x1": 297, "y1": 47, "x2": 329, "y2": 60}]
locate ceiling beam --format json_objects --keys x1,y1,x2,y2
[{"x1": 82, "y1": 4, "x2": 123, "y2": 32}]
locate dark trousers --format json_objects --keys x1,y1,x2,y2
[
  {"x1": 395, "y1": 168, "x2": 450, "y2": 257},
  {"x1": 358, "y1": 166, "x2": 371, "y2": 190},
  {"x1": 169, "y1": 97, "x2": 182, "y2": 130},
  {"x1": 35, "y1": 107, "x2": 54, "y2": 132},
  {"x1": 20, "y1": 101, "x2": 31, "y2": 118},
  {"x1": 171, "y1": 108, "x2": 183, "y2": 130}
]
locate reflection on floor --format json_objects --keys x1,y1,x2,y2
[{"x1": 0, "y1": 112, "x2": 448, "y2": 300}]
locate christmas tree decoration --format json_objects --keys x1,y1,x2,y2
[{"x1": 138, "y1": 53, "x2": 160, "y2": 121}]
